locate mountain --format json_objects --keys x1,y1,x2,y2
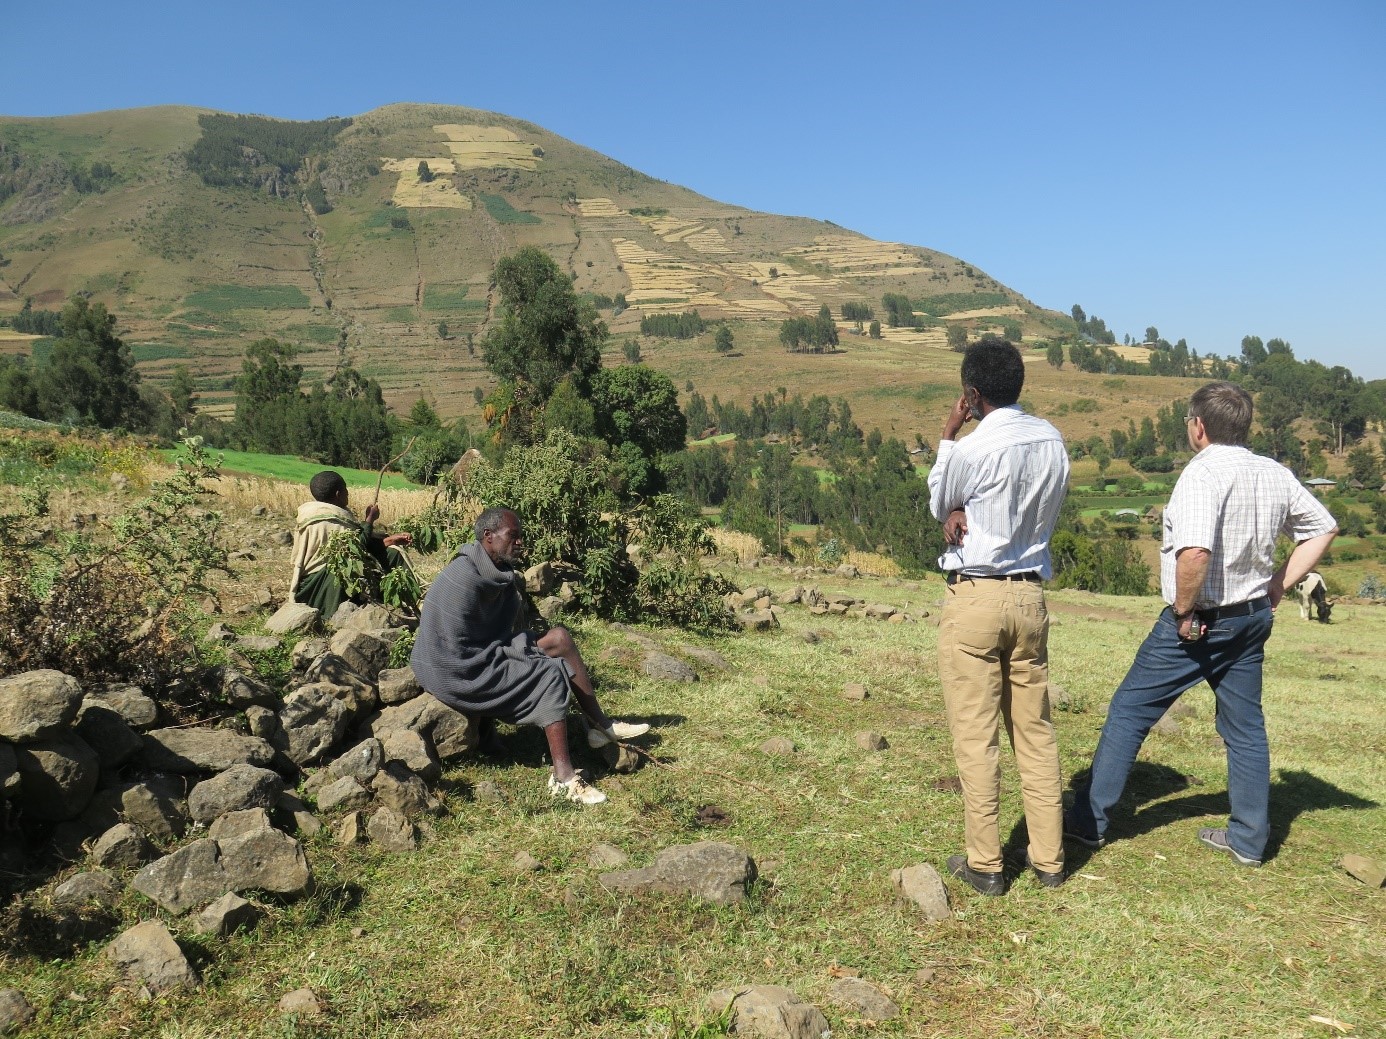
[{"x1": 0, "y1": 103, "x2": 1195, "y2": 438}]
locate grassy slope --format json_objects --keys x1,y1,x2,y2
[{"x1": 0, "y1": 565, "x2": 1381, "y2": 1038}]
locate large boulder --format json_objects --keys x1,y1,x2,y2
[
  {"x1": 91, "y1": 822, "x2": 154, "y2": 869},
  {"x1": 359, "y1": 695, "x2": 477, "y2": 760},
  {"x1": 599, "y1": 842, "x2": 756, "y2": 905},
  {"x1": 140, "y1": 728, "x2": 276, "y2": 773},
  {"x1": 74, "y1": 701, "x2": 144, "y2": 770},
  {"x1": 12, "y1": 735, "x2": 100, "y2": 821},
  {"x1": 0, "y1": 988, "x2": 35, "y2": 1035},
  {"x1": 380, "y1": 728, "x2": 440, "y2": 784},
  {"x1": 328, "y1": 629, "x2": 393, "y2": 684},
  {"x1": 86, "y1": 683, "x2": 159, "y2": 729},
  {"x1": 317, "y1": 776, "x2": 371, "y2": 813},
  {"x1": 704, "y1": 985, "x2": 830, "y2": 1039},
  {"x1": 218, "y1": 669, "x2": 280, "y2": 710},
  {"x1": 51, "y1": 870, "x2": 123, "y2": 910},
  {"x1": 376, "y1": 667, "x2": 421, "y2": 706},
  {"x1": 370, "y1": 763, "x2": 439, "y2": 820},
  {"x1": 891, "y1": 863, "x2": 952, "y2": 922},
  {"x1": 303, "y1": 655, "x2": 377, "y2": 709},
  {"x1": 324, "y1": 737, "x2": 384, "y2": 786},
  {"x1": 194, "y1": 892, "x2": 264, "y2": 937},
  {"x1": 105, "y1": 920, "x2": 199, "y2": 993},
  {"x1": 188, "y1": 765, "x2": 285, "y2": 824},
  {"x1": 340, "y1": 604, "x2": 398, "y2": 632},
  {"x1": 0, "y1": 670, "x2": 83, "y2": 742},
  {"x1": 219, "y1": 827, "x2": 312, "y2": 897},
  {"x1": 273, "y1": 686, "x2": 351, "y2": 766},
  {"x1": 131, "y1": 839, "x2": 228, "y2": 915},
  {"x1": 264, "y1": 603, "x2": 320, "y2": 636}
]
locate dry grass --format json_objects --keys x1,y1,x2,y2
[
  {"x1": 142, "y1": 466, "x2": 438, "y2": 522},
  {"x1": 842, "y1": 549, "x2": 902, "y2": 578},
  {"x1": 709, "y1": 527, "x2": 764, "y2": 565}
]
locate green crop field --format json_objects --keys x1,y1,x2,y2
[
  {"x1": 182, "y1": 285, "x2": 312, "y2": 314},
  {"x1": 479, "y1": 193, "x2": 541, "y2": 224},
  {"x1": 160, "y1": 445, "x2": 419, "y2": 489}
]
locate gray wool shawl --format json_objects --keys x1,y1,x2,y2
[{"x1": 410, "y1": 541, "x2": 572, "y2": 728}]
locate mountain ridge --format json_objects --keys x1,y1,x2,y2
[{"x1": 0, "y1": 103, "x2": 1187, "y2": 441}]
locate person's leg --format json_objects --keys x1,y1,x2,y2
[
  {"x1": 939, "y1": 581, "x2": 1006, "y2": 874},
  {"x1": 543, "y1": 719, "x2": 576, "y2": 782},
  {"x1": 536, "y1": 626, "x2": 610, "y2": 726},
  {"x1": 1070, "y1": 609, "x2": 1209, "y2": 841},
  {"x1": 1001, "y1": 585, "x2": 1064, "y2": 875},
  {"x1": 1206, "y1": 610, "x2": 1274, "y2": 860}
]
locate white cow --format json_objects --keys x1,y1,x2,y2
[{"x1": 1294, "y1": 571, "x2": 1332, "y2": 623}]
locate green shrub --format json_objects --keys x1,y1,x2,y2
[{"x1": 0, "y1": 435, "x2": 229, "y2": 694}]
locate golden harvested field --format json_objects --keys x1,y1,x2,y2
[
  {"x1": 575, "y1": 197, "x2": 623, "y2": 218},
  {"x1": 380, "y1": 158, "x2": 474, "y2": 209},
  {"x1": 784, "y1": 234, "x2": 932, "y2": 278},
  {"x1": 435, "y1": 123, "x2": 541, "y2": 170},
  {"x1": 0, "y1": 332, "x2": 42, "y2": 356},
  {"x1": 638, "y1": 215, "x2": 731, "y2": 254}
]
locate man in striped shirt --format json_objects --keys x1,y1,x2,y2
[
  {"x1": 1067, "y1": 382, "x2": 1336, "y2": 867},
  {"x1": 927, "y1": 339, "x2": 1070, "y2": 895}
]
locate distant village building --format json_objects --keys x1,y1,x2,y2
[{"x1": 1304, "y1": 477, "x2": 1336, "y2": 495}]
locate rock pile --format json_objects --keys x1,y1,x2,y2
[
  {"x1": 0, "y1": 599, "x2": 480, "y2": 982},
  {"x1": 727, "y1": 582, "x2": 924, "y2": 628}
]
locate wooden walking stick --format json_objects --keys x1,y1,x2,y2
[{"x1": 371, "y1": 435, "x2": 418, "y2": 509}]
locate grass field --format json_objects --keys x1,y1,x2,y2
[
  {"x1": 182, "y1": 285, "x2": 312, "y2": 314},
  {"x1": 0, "y1": 560, "x2": 1380, "y2": 1038},
  {"x1": 159, "y1": 445, "x2": 420, "y2": 490}
]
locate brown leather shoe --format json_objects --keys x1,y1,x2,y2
[{"x1": 946, "y1": 854, "x2": 1006, "y2": 896}]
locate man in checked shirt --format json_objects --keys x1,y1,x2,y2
[
  {"x1": 1066, "y1": 381, "x2": 1336, "y2": 867},
  {"x1": 928, "y1": 338, "x2": 1070, "y2": 895}
]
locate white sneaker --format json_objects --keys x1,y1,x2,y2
[
  {"x1": 586, "y1": 719, "x2": 651, "y2": 749},
  {"x1": 547, "y1": 772, "x2": 608, "y2": 805}
]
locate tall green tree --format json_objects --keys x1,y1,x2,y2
[
  {"x1": 481, "y1": 246, "x2": 606, "y2": 401},
  {"x1": 34, "y1": 297, "x2": 146, "y2": 429},
  {"x1": 589, "y1": 365, "x2": 687, "y2": 459}
]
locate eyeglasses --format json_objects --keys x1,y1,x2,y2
[{"x1": 1186, "y1": 415, "x2": 1199, "y2": 424}]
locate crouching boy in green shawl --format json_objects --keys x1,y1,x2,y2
[{"x1": 288, "y1": 471, "x2": 413, "y2": 618}]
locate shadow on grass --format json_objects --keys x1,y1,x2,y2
[{"x1": 1047, "y1": 764, "x2": 1379, "y2": 866}]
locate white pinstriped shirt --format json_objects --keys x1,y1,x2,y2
[
  {"x1": 927, "y1": 406, "x2": 1070, "y2": 578},
  {"x1": 1161, "y1": 444, "x2": 1337, "y2": 607}
]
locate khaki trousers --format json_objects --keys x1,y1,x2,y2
[{"x1": 938, "y1": 578, "x2": 1064, "y2": 874}]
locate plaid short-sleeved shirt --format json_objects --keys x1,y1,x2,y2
[{"x1": 1160, "y1": 444, "x2": 1337, "y2": 607}]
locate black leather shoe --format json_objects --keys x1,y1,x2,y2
[
  {"x1": 946, "y1": 854, "x2": 1006, "y2": 896},
  {"x1": 1025, "y1": 851, "x2": 1066, "y2": 888}
]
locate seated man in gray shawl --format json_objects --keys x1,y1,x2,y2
[{"x1": 410, "y1": 506, "x2": 648, "y2": 805}]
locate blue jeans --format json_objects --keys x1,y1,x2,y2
[{"x1": 1070, "y1": 602, "x2": 1274, "y2": 861}]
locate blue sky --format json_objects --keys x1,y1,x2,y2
[{"x1": 5, "y1": 0, "x2": 1384, "y2": 377}]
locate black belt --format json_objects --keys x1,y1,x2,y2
[
  {"x1": 1191, "y1": 597, "x2": 1271, "y2": 621},
  {"x1": 946, "y1": 571, "x2": 1041, "y2": 586}
]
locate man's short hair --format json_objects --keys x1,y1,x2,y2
[
  {"x1": 1189, "y1": 382, "x2": 1253, "y2": 445},
  {"x1": 960, "y1": 339, "x2": 1025, "y2": 407},
  {"x1": 309, "y1": 471, "x2": 347, "y2": 503},
  {"x1": 474, "y1": 506, "x2": 515, "y2": 542}
]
